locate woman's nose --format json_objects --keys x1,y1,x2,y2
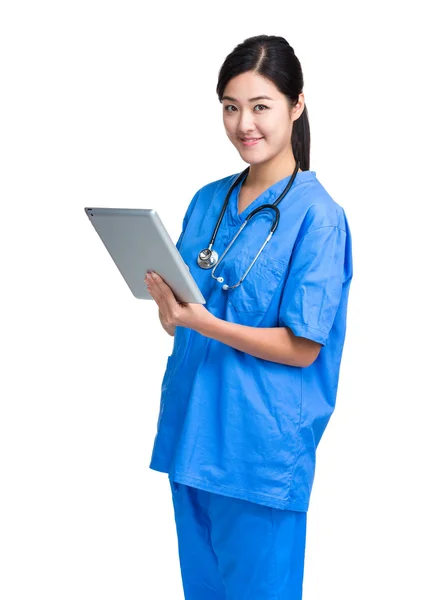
[{"x1": 237, "y1": 110, "x2": 256, "y2": 134}]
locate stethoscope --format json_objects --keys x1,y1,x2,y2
[{"x1": 197, "y1": 159, "x2": 300, "y2": 290}]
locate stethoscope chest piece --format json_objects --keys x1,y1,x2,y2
[{"x1": 197, "y1": 248, "x2": 219, "y2": 269}]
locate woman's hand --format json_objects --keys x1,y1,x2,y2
[{"x1": 145, "y1": 271, "x2": 213, "y2": 332}]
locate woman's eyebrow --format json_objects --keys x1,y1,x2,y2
[{"x1": 221, "y1": 95, "x2": 274, "y2": 102}]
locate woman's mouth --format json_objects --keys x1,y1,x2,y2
[{"x1": 239, "y1": 137, "x2": 264, "y2": 147}]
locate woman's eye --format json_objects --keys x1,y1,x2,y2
[{"x1": 223, "y1": 104, "x2": 269, "y2": 113}]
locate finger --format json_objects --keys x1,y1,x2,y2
[
  {"x1": 145, "y1": 273, "x2": 170, "y2": 312},
  {"x1": 148, "y1": 271, "x2": 163, "y2": 285},
  {"x1": 147, "y1": 272, "x2": 181, "y2": 317},
  {"x1": 145, "y1": 285, "x2": 155, "y2": 300},
  {"x1": 147, "y1": 272, "x2": 172, "y2": 297},
  {"x1": 144, "y1": 274, "x2": 158, "y2": 301}
]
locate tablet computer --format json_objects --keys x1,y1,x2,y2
[{"x1": 84, "y1": 207, "x2": 206, "y2": 304}]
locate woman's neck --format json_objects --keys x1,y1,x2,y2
[{"x1": 245, "y1": 151, "x2": 300, "y2": 190}]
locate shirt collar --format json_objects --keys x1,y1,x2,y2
[{"x1": 227, "y1": 170, "x2": 316, "y2": 224}]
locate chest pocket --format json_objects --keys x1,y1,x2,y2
[{"x1": 221, "y1": 248, "x2": 287, "y2": 315}]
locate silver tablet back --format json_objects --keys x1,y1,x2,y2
[{"x1": 84, "y1": 207, "x2": 206, "y2": 304}]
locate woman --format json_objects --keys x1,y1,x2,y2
[{"x1": 144, "y1": 34, "x2": 353, "y2": 600}]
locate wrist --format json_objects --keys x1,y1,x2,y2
[{"x1": 195, "y1": 311, "x2": 219, "y2": 337}]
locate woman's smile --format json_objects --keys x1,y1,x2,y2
[{"x1": 239, "y1": 136, "x2": 264, "y2": 147}]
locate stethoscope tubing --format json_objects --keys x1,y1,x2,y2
[{"x1": 197, "y1": 159, "x2": 300, "y2": 289}]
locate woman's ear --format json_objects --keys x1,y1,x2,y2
[{"x1": 292, "y1": 92, "x2": 305, "y2": 122}]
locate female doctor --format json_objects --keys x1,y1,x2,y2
[{"x1": 144, "y1": 34, "x2": 353, "y2": 600}]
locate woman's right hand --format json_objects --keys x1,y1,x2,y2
[{"x1": 159, "y1": 309, "x2": 176, "y2": 336}]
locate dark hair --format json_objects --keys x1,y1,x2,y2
[{"x1": 216, "y1": 35, "x2": 310, "y2": 171}]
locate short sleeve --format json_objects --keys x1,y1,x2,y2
[
  {"x1": 175, "y1": 190, "x2": 200, "y2": 251},
  {"x1": 278, "y1": 225, "x2": 350, "y2": 345}
]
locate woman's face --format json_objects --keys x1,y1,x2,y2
[{"x1": 222, "y1": 71, "x2": 304, "y2": 167}]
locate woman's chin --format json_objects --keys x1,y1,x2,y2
[{"x1": 239, "y1": 153, "x2": 268, "y2": 166}]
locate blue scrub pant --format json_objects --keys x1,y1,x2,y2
[{"x1": 169, "y1": 480, "x2": 307, "y2": 600}]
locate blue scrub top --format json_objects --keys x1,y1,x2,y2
[{"x1": 149, "y1": 169, "x2": 353, "y2": 512}]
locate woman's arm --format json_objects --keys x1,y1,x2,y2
[
  {"x1": 147, "y1": 273, "x2": 320, "y2": 364},
  {"x1": 195, "y1": 313, "x2": 321, "y2": 367}
]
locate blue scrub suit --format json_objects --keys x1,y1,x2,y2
[
  {"x1": 169, "y1": 480, "x2": 307, "y2": 600},
  {"x1": 149, "y1": 169, "x2": 353, "y2": 597}
]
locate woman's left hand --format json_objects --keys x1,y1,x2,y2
[{"x1": 144, "y1": 271, "x2": 213, "y2": 331}]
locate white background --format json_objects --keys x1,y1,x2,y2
[{"x1": 1, "y1": 1, "x2": 419, "y2": 598}]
